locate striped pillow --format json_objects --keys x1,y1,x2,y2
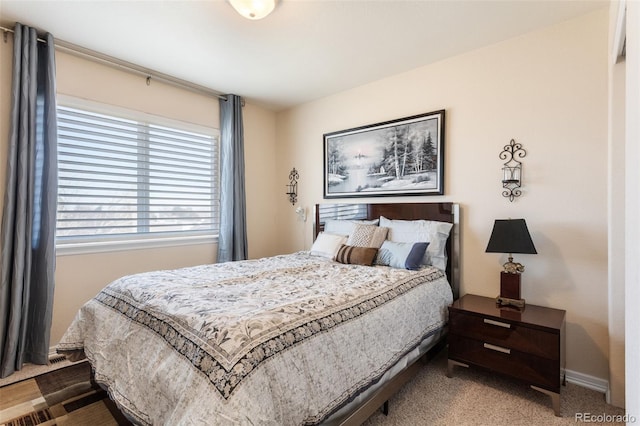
[{"x1": 335, "y1": 244, "x2": 378, "y2": 266}]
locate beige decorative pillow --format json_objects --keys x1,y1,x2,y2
[
  {"x1": 346, "y1": 224, "x2": 389, "y2": 249},
  {"x1": 335, "y1": 245, "x2": 378, "y2": 266},
  {"x1": 309, "y1": 232, "x2": 348, "y2": 259}
]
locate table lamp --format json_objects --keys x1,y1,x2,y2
[{"x1": 485, "y1": 219, "x2": 537, "y2": 308}]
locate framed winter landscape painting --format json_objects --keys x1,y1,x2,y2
[{"x1": 323, "y1": 110, "x2": 445, "y2": 199}]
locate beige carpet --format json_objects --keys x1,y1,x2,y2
[{"x1": 363, "y1": 349, "x2": 626, "y2": 426}]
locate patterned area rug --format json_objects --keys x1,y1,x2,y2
[{"x1": 0, "y1": 362, "x2": 131, "y2": 426}]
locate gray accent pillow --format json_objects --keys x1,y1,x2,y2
[{"x1": 376, "y1": 241, "x2": 430, "y2": 270}]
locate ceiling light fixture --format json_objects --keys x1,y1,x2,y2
[{"x1": 228, "y1": 0, "x2": 278, "y2": 20}]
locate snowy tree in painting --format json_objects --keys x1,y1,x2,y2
[
  {"x1": 372, "y1": 127, "x2": 435, "y2": 181},
  {"x1": 326, "y1": 140, "x2": 348, "y2": 186},
  {"x1": 413, "y1": 131, "x2": 436, "y2": 175}
]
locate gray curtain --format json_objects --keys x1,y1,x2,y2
[
  {"x1": 217, "y1": 94, "x2": 247, "y2": 262},
  {"x1": 0, "y1": 23, "x2": 58, "y2": 378}
]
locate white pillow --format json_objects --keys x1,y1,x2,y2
[
  {"x1": 379, "y1": 216, "x2": 453, "y2": 271},
  {"x1": 310, "y1": 232, "x2": 348, "y2": 259},
  {"x1": 323, "y1": 219, "x2": 379, "y2": 236}
]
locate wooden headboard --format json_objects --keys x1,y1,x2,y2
[{"x1": 313, "y1": 202, "x2": 460, "y2": 299}]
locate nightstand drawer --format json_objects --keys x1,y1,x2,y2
[
  {"x1": 448, "y1": 334, "x2": 560, "y2": 391},
  {"x1": 449, "y1": 310, "x2": 559, "y2": 360}
]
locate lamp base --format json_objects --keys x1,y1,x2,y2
[
  {"x1": 500, "y1": 271, "x2": 521, "y2": 299},
  {"x1": 496, "y1": 295, "x2": 526, "y2": 309},
  {"x1": 497, "y1": 271, "x2": 525, "y2": 309}
]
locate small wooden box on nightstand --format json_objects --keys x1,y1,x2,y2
[{"x1": 446, "y1": 294, "x2": 566, "y2": 416}]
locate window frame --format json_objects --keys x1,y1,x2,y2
[{"x1": 55, "y1": 95, "x2": 220, "y2": 256}]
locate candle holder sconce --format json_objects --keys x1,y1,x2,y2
[
  {"x1": 286, "y1": 168, "x2": 299, "y2": 205},
  {"x1": 500, "y1": 139, "x2": 526, "y2": 202}
]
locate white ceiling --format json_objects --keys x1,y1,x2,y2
[{"x1": 1, "y1": 0, "x2": 607, "y2": 111}]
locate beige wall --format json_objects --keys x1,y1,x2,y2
[
  {"x1": 625, "y1": 0, "x2": 640, "y2": 418},
  {"x1": 276, "y1": 10, "x2": 610, "y2": 380},
  {"x1": 0, "y1": 42, "x2": 279, "y2": 345},
  {"x1": 607, "y1": 0, "x2": 626, "y2": 408},
  {"x1": 243, "y1": 101, "x2": 280, "y2": 259}
]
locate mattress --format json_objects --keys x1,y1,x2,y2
[{"x1": 58, "y1": 252, "x2": 453, "y2": 425}]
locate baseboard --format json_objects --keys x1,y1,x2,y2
[
  {"x1": 0, "y1": 348, "x2": 74, "y2": 387},
  {"x1": 564, "y1": 368, "x2": 609, "y2": 394},
  {"x1": 48, "y1": 346, "x2": 66, "y2": 364}
]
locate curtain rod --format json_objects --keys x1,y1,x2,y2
[{"x1": 1, "y1": 25, "x2": 229, "y2": 102}]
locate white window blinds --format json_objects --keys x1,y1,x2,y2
[{"x1": 56, "y1": 103, "x2": 219, "y2": 246}]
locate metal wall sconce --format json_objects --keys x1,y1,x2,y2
[
  {"x1": 286, "y1": 168, "x2": 299, "y2": 205},
  {"x1": 500, "y1": 139, "x2": 527, "y2": 202}
]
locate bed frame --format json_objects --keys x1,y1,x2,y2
[{"x1": 313, "y1": 201, "x2": 460, "y2": 425}]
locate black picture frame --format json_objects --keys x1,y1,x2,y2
[{"x1": 323, "y1": 110, "x2": 445, "y2": 199}]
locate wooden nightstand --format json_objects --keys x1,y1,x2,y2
[{"x1": 446, "y1": 294, "x2": 566, "y2": 416}]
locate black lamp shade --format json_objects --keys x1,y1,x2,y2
[{"x1": 485, "y1": 219, "x2": 537, "y2": 254}]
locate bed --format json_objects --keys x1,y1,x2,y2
[{"x1": 57, "y1": 202, "x2": 460, "y2": 425}]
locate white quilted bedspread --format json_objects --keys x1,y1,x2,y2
[{"x1": 58, "y1": 252, "x2": 453, "y2": 425}]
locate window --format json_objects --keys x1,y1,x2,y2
[{"x1": 56, "y1": 98, "x2": 219, "y2": 253}]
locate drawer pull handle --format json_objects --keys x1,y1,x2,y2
[
  {"x1": 483, "y1": 318, "x2": 511, "y2": 329},
  {"x1": 484, "y1": 343, "x2": 511, "y2": 354}
]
